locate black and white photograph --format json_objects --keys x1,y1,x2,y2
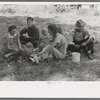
[{"x1": 0, "y1": 2, "x2": 100, "y2": 81}]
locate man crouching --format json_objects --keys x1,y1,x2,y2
[{"x1": 67, "y1": 19, "x2": 94, "y2": 60}]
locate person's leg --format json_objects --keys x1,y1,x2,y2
[
  {"x1": 78, "y1": 38, "x2": 90, "y2": 53},
  {"x1": 82, "y1": 41, "x2": 94, "y2": 60},
  {"x1": 38, "y1": 45, "x2": 65, "y2": 60},
  {"x1": 1, "y1": 46, "x2": 15, "y2": 58},
  {"x1": 53, "y1": 48, "x2": 65, "y2": 59},
  {"x1": 39, "y1": 45, "x2": 52, "y2": 55},
  {"x1": 67, "y1": 44, "x2": 81, "y2": 53},
  {"x1": 86, "y1": 41, "x2": 94, "y2": 54},
  {"x1": 31, "y1": 45, "x2": 51, "y2": 60},
  {"x1": 81, "y1": 41, "x2": 94, "y2": 54},
  {"x1": 33, "y1": 41, "x2": 39, "y2": 48},
  {"x1": 0, "y1": 46, "x2": 7, "y2": 58},
  {"x1": 30, "y1": 39, "x2": 39, "y2": 48},
  {"x1": 5, "y1": 50, "x2": 18, "y2": 58}
]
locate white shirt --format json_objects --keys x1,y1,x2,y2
[
  {"x1": 54, "y1": 33, "x2": 68, "y2": 55},
  {"x1": 8, "y1": 33, "x2": 17, "y2": 38}
]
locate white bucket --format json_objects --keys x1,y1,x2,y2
[{"x1": 72, "y1": 52, "x2": 80, "y2": 63}]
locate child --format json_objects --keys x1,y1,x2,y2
[
  {"x1": 39, "y1": 28, "x2": 52, "y2": 51},
  {"x1": 23, "y1": 42, "x2": 39, "y2": 56},
  {"x1": 2, "y1": 25, "x2": 24, "y2": 59}
]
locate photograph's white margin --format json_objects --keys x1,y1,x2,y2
[{"x1": 0, "y1": 2, "x2": 100, "y2": 98}]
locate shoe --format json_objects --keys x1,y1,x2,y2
[
  {"x1": 87, "y1": 50, "x2": 93, "y2": 60},
  {"x1": 30, "y1": 57, "x2": 35, "y2": 62},
  {"x1": 87, "y1": 54, "x2": 93, "y2": 60},
  {"x1": 34, "y1": 55, "x2": 39, "y2": 64}
]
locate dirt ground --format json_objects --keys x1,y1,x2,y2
[{"x1": 0, "y1": 15, "x2": 100, "y2": 81}]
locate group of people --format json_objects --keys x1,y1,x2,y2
[{"x1": 1, "y1": 17, "x2": 95, "y2": 63}]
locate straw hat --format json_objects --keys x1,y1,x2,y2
[{"x1": 75, "y1": 19, "x2": 86, "y2": 29}]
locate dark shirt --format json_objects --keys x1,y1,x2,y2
[{"x1": 20, "y1": 25, "x2": 39, "y2": 41}]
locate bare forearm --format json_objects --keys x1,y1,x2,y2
[
  {"x1": 5, "y1": 51, "x2": 17, "y2": 58},
  {"x1": 38, "y1": 45, "x2": 52, "y2": 56},
  {"x1": 7, "y1": 44, "x2": 12, "y2": 50},
  {"x1": 84, "y1": 38, "x2": 94, "y2": 45},
  {"x1": 20, "y1": 28, "x2": 27, "y2": 36},
  {"x1": 18, "y1": 40, "x2": 21, "y2": 48}
]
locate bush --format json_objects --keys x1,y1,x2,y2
[
  {"x1": 0, "y1": 5, "x2": 16, "y2": 14},
  {"x1": 77, "y1": 8, "x2": 90, "y2": 16}
]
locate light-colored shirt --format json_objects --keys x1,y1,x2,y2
[
  {"x1": 8, "y1": 33, "x2": 17, "y2": 38},
  {"x1": 63, "y1": 32, "x2": 74, "y2": 45},
  {"x1": 70, "y1": 29, "x2": 90, "y2": 42},
  {"x1": 6, "y1": 33, "x2": 19, "y2": 50},
  {"x1": 88, "y1": 30, "x2": 95, "y2": 41},
  {"x1": 54, "y1": 33, "x2": 68, "y2": 55},
  {"x1": 70, "y1": 28, "x2": 95, "y2": 42}
]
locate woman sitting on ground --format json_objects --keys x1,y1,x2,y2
[{"x1": 37, "y1": 24, "x2": 68, "y2": 60}]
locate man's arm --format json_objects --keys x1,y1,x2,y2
[
  {"x1": 85, "y1": 31, "x2": 95, "y2": 44},
  {"x1": 81, "y1": 29, "x2": 94, "y2": 46},
  {"x1": 20, "y1": 28, "x2": 27, "y2": 37},
  {"x1": 84, "y1": 37, "x2": 94, "y2": 45},
  {"x1": 6, "y1": 37, "x2": 11, "y2": 50},
  {"x1": 6, "y1": 38, "x2": 14, "y2": 50},
  {"x1": 17, "y1": 34, "x2": 24, "y2": 50}
]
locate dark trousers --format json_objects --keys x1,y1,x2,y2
[
  {"x1": 20, "y1": 36, "x2": 38, "y2": 48},
  {"x1": 67, "y1": 39, "x2": 94, "y2": 54}
]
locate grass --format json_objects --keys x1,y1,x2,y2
[{"x1": 0, "y1": 16, "x2": 100, "y2": 81}]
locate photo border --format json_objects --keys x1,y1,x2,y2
[{"x1": 0, "y1": 0, "x2": 100, "y2": 99}]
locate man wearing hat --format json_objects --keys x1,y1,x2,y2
[{"x1": 67, "y1": 19, "x2": 94, "y2": 60}]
